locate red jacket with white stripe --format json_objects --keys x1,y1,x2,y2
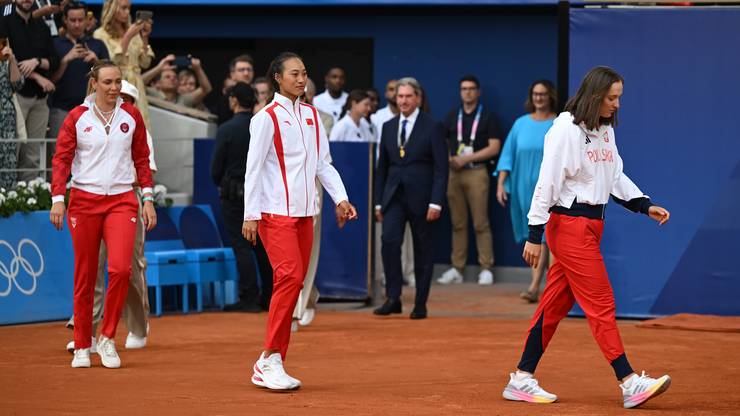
[
  {"x1": 243, "y1": 93, "x2": 349, "y2": 220},
  {"x1": 51, "y1": 94, "x2": 153, "y2": 203}
]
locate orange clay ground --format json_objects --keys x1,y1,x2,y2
[{"x1": 1, "y1": 281, "x2": 738, "y2": 416}]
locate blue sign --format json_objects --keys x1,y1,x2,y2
[{"x1": 0, "y1": 212, "x2": 74, "y2": 325}]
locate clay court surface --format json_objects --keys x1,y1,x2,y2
[{"x1": 2, "y1": 282, "x2": 739, "y2": 416}]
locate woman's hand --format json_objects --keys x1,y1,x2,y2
[
  {"x1": 242, "y1": 220, "x2": 258, "y2": 245},
  {"x1": 123, "y1": 20, "x2": 145, "y2": 41},
  {"x1": 648, "y1": 205, "x2": 670, "y2": 225},
  {"x1": 50, "y1": 201, "x2": 66, "y2": 231},
  {"x1": 142, "y1": 201, "x2": 157, "y2": 231},
  {"x1": 496, "y1": 186, "x2": 508, "y2": 207},
  {"x1": 522, "y1": 241, "x2": 541, "y2": 268},
  {"x1": 336, "y1": 200, "x2": 358, "y2": 228}
]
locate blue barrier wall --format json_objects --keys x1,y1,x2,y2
[
  {"x1": 569, "y1": 7, "x2": 740, "y2": 317},
  {"x1": 163, "y1": 7, "x2": 558, "y2": 267}
]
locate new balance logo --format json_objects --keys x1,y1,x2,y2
[
  {"x1": 70, "y1": 217, "x2": 77, "y2": 228},
  {"x1": 83, "y1": 126, "x2": 93, "y2": 133},
  {"x1": 130, "y1": 217, "x2": 137, "y2": 223}
]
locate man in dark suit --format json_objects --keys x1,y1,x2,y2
[
  {"x1": 373, "y1": 77, "x2": 449, "y2": 319},
  {"x1": 210, "y1": 82, "x2": 273, "y2": 312}
]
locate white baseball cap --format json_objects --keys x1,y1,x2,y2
[{"x1": 121, "y1": 80, "x2": 139, "y2": 102}]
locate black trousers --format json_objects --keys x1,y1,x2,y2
[
  {"x1": 220, "y1": 197, "x2": 273, "y2": 308},
  {"x1": 381, "y1": 189, "x2": 435, "y2": 307}
]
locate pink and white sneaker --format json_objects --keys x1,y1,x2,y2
[
  {"x1": 621, "y1": 371, "x2": 671, "y2": 409},
  {"x1": 502, "y1": 372, "x2": 558, "y2": 403},
  {"x1": 251, "y1": 352, "x2": 301, "y2": 390}
]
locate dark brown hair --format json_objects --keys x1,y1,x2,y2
[
  {"x1": 340, "y1": 89, "x2": 369, "y2": 119},
  {"x1": 564, "y1": 66, "x2": 624, "y2": 130},
  {"x1": 229, "y1": 54, "x2": 254, "y2": 72},
  {"x1": 524, "y1": 79, "x2": 558, "y2": 114}
]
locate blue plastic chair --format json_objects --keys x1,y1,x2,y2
[{"x1": 144, "y1": 209, "x2": 190, "y2": 315}]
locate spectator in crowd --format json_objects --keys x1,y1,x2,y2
[
  {"x1": 370, "y1": 78, "x2": 414, "y2": 288},
  {"x1": 496, "y1": 80, "x2": 557, "y2": 302},
  {"x1": 210, "y1": 82, "x2": 273, "y2": 312},
  {"x1": 64, "y1": 79, "x2": 157, "y2": 354},
  {"x1": 84, "y1": 7, "x2": 98, "y2": 36},
  {"x1": 252, "y1": 76, "x2": 271, "y2": 113},
  {"x1": 50, "y1": 61, "x2": 156, "y2": 369},
  {"x1": 304, "y1": 77, "x2": 333, "y2": 136},
  {"x1": 373, "y1": 77, "x2": 448, "y2": 320},
  {"x1": 371, "y1": 79, "x2": 398, "y2": 140},
  {"x1": 438, "y1": 75, "x2": 501, "y2": 286},
  {"x1": 94, "y1": 0, "x2": 154, "y2": 127},
  {"x1": 329, "y1": 89, "x2": 375, "y2": 142},
  {"x1": 144, "y1": 54, "x2": 212, "y2": 111},
  {"x1": 242, "y1": 52, "x2": 357, "y2": 390},
  {"x1": 0, "y1": 0, "x2": 59, "y2": 181},
  {"x1": 0, "y1": 38, "x2": 23, "y2": 188},
  {"x1": 313, "y1": 66, "x2": 347, "y2": 123},
  {"x1": 365, "y1": 87, "x2": 379, "y2": 138},
  {"x1": 49, "y1": 1, "x2": 109, "y2": 139},
  {"x1": 217, "y1": 53, "x2": 254, "y2": 125}
]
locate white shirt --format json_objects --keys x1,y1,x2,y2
[
  {"x1": 244, "y1": 93, "x2": 349, "y2": 221},
  {"x1": 528, "y1": 112, "x2": 647, "y2": 226},
  {"x1": 51, "y1": 94, "x2": 154, "y2": 203},
  {"x1": 329, "y1": 115, "x2": 375, "y2": 142},
  {"x1": 370, "y1": 105, "x2": 397, "y2": 142},
  {"x1": 313, "y1": 90, "x2": 348, "y2": 123},
  {"x1": 398, "y1": 107, "x2": 419, "y2": 146}
]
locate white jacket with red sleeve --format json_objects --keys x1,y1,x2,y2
[
  {"x1": 243, "y1": 93, "x2": 349, "y2": 220},
  {"x1": 51, "y1": 94, "x2": 153, "y2": 203}
]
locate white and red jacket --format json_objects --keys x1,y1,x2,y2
[
  {"x1": 244, "y1": 93, "x2": 349, "y2": 220},
  {"x1": 528, "y1": 112, "x2": 650, "y2": 233},
  {"x1": 52, "y1": 94, "x2": 153, "y2": 203}
]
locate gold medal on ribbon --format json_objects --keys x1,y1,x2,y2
[{"x1": 399, "y1": 147, "x2": 406, "y2": 158}]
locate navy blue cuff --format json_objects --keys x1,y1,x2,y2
[
  {"x1": 527, "y1": 224, "x2": 545, "y2": 244},
  {"x1": 611, "y1": 195, "x2": 653, "y2": 215}
]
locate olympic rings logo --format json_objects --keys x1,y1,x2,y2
[{"x1": 0, "y1": 239, "x2": 44, "y2": 297}]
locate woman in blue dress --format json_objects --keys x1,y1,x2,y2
[{"x1": 495, "y1": 80, "x2": 557, "y2": 302}]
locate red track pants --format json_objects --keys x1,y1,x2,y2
[
  {"x1": 258, "y1": 214, "x2": 313, "y2": 360},
  {"x1": 68, "y1": 189, "x2": 138, "y2": 349},
  {"x1": 518, "y1": 213, "x2": 633, "y2": 380}
]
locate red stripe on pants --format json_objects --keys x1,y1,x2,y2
[
  {"x1": 258, "y1": 214, "x2": 313, "y2": 360},
  {"x1": 525, "y1": 213, "x2": 626, "y2": 364},
  {"x1": 68, "y1": 189, "x2": 138, "y2": 349}
]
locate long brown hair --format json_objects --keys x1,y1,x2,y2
[
  {"x1": 564, "y1": 66, "x2": 624, "y2": 130},
  {"x1": 100, "y1": 0, "x2": 129, "y2": 38},
  {"x1": 86, "y1": 60, "x2": 121, "y2": 95}
]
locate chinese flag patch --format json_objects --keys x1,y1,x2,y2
[{"x1": 306, "y1": 118, "x2": 314, "y2": 126}]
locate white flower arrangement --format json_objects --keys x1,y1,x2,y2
[
  {"x1": 152, "y1": 184, "x2": 172, "y2": 208},
  {"x1": 0, "y1": 179, "x2": 53, "y2": 217}
]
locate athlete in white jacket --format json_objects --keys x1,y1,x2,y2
[
  {"x1": 242, "y1": 52, "x2": 357, "y2": 391},
  {"x1": 502, "y1": 67, "x2": 672, "y2": 409}
]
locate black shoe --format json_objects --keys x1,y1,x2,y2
[
  {"x1": 224, "y1": 300, "x2": 262, "y2": 313},
  {"x1": 373, "y1": 298, "x2": 402, "y2": 315},
  {"x1": 409, "y1": 305, "x2": 427, "y2": 320}
]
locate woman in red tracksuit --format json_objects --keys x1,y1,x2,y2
[
  {"x1": 501, "y1": 66, "x2": 672, "y2": 409},
  {"x1": 50, "y1": 60, "x2": 156, "y2": 369},
  {"x1": 242, "y1": 52, "x2": 358, "y2": 390}
]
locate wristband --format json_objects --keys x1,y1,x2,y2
[{"x1": 142, "y1": 196, "x2": 154, "y2": 202}]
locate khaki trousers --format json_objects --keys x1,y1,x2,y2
[
  {"x1": 15, "y1": 94, "x2": 49, "y2": 181},
  {"x1": 447, "y1": 166, "x2": 494, "y2": 272},
  {"x1": 66, "y1": 188, "x2": 149, "y2": 337}
]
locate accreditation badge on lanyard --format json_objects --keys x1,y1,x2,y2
[{"x1": 456, "y1": 104, "x2": 482, "y2": 157}]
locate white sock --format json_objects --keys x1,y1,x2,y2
[{"x1": 514, "y1": 370, "x2": 533, "y2": 381}]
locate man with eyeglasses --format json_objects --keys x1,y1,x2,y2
[
  {"x1": 217, "y1": 53, "x2": 254, "y2": 125},
  {"x1": 438, "y1": 75, "x2": 501, "y2": 286}
]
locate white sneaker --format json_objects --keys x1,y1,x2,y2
[
  {"x1": 251, "y1": 352, "x2": 301, "y2": 390},
  {"x1": 291, "y1": 320, "x2": 299, "y2": 332},
  {"x1": 125, "y1": 332, "x2": 147, "y2": 349},
  {"x1": 299, "y1": 308, "x2": 315, "y2": 327},
  {"x1": 478, "y1": 269, "x2": 494, "y2": 285},
  {"x1": 98, "y1": 336, "x2": 121, "y2": 368},
  {"x1": 71, "y1": 348, "x2": 91, "y2": 368},
  {"x1": 502, "y1": 372, "x2": 558, "y2": 403},
  {"x1": 66, "y1": 337, "x2": 97, "y2": 354},
  {"x1": 437, "y1": 268, "x2": 463, "y2": 285},
  {"x1": 621, "y1": 371, "x2": 671, "y2": 409}
]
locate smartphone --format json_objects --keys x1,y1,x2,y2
[
  {"x1": 135, "y1": 10, "x2": 154, "y2": 22},
  {"x1": 171, "y1": 55, "x2": 192, "y2": 68}
]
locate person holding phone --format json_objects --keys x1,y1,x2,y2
[
  {"x1": 49, "y1": 1, "x2": 109, "y2": 139},
  {"x1": 242, "y1": 52, "x2": 358, "y2": 390},
  {"x1": 0, "y1": 38, "x2": 24, "y2": 188},
  {"x1": 94, "y1": 0, "x2": 154, "y2": 127}
]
